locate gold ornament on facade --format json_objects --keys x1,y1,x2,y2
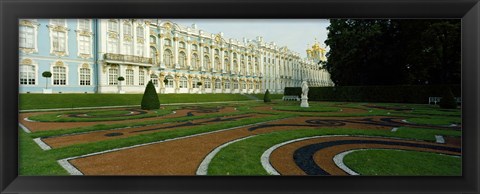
[
  {"x1": 55, "y1": 61, "x2": 65, "y2": 66},
  {"x1": 79, "y1": 54, "x2": 90, "y2": 59},
  {"x1": 81, "y1": 63, "x2": 89, "y2": 68},
  {"x1": 20, "y1": 58, "x2": 33, "y2": 65},
  {"x1": 20, "y1": 48, "x2": 35, "y2": 54},
  {"x1": 108, "y1": 32, "x2": 119, "y2": 39},
  {"x1": 137, "y1": 38, "x2": 145, "y2": 44},
  {"x1": 124, "y1": 35, "x2": 133, "y2": 42},
  {"x1": 20, "y1": 20, "x2": 35, "y2": 27}
]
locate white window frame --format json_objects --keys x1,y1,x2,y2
[
  {"x1": 52, "y1": 65, "x2": 67, "y2": 86},
  {"x1": 79, "y1": 67, "x2": 91, "y2": 86},
  {"x1": 126, "y1": 69, "x2": 134, "y2": 85},
  {"x1": 108, "y1": 68, "x2": 119, "y2": 85},
  {"x1": 77, "y1": 19, "x2": 91, "y2": 31},
  {"x1": 19, "y1": 25, "x2": 35, "y2": 49},
  {"x1": 78, "y1": 35, "x2": 91, "y2": 55},
  {"x1": 139, "y1": 69, "x2": 145, "y2": 85},
  {"x1": 19, "y1": 64, "x2": 37, "y2": 85},
  {"x1": 179, "y1": 77, "x2": 188, "y2": 88}
]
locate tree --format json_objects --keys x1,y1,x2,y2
[
  {"x1": 42, "y1": 71, "x2": 52, "y2": 89},
  {"x1": 439, "y1": 88, "x2": 457, "y2": 109},
  {"x1": 117, "y1": 76, "x2": 125, "y2": 93},
  {"x1": 197, "y1": 82, "x2": 202, "y2": 86},
  {"x1": 324, "y1": 19, "x2": 461, "y2": 86},
  {"x1": 141, "y1": 81, "x2": 160, "y2": 110},
  {"x1": 263, "y1": 89, "x2": 271, "y2": 103}
]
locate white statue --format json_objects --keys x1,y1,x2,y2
[{"x1": 300, "y1": 81, "x2": 309, "y2": 107}]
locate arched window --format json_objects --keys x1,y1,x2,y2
[
  {"x1": 204, "y1": 55, "x2": 210, "y2": 70},
  {"x1": 53, "y1": 66, "x2": 66, "y2": 85},
  {"x1": 214, "y1": 57, "x2": 221, "y2": 71},
  {"x1": 192, "y1": 44, "x2": 198, "y2": 51},
  {"x1": 233, "y1": 60, "x2": 237, "y2": 73},
  {"x1": 79, "y1": 67, "x2": 91, "y2": 85},
  {"x1": 241, "y1": 62, "x2": 246, "y2": 75},
  {"x1": 224, "y1": 59, "x2": 230, "y2": 72},
  {"x1": 215, "y1": 79, "x2": 221, "y2": 89},
  {"x1": 192, "y1": 78, "x2": 200, "y2": 88},
  {"x1": 164, "y1": 39, "x2": 171, "y2": 47},
  {"x1": 204, "y1": 79, "x2": 211, "y2": 89},
  {"x1": 203, "y1": 47, "x2": 209, "y2": 53},
  {"x1": 165, "y1": 75, "x2": 174, "y2": 88},
  {"x1": 164, "y1": 49, "x2": 173, "y2": 67},
  {"x1": 150, "y1": 74, "x2": 158, "y2": 86},
  {"x1": 150, "y1": 47, "x2": 157, "y2": 64},
  {"x1": 179, "y1": 42, "x2": 186, "y2": 49},
  {"x1": 233, "y1": 80, "x2": 239, "y2": 89},
  {"x1": 224, "y1": 80, "x2": 230, "y2": 89},
  {"x1": 149, "y1": 35, "x2": 156, "y2": 44},
  {"x1": 242, "y1": 81, "x2": 246, "y2": 89},
  {"x1": 214, "y1": 49, "x2": 219, "y2": 55},
  {"x1": 179, "y1": 77, "x2": 188, "y2": 88},
  {"x1": 19, "y1": 65, "x2": 36, "y2": 85},
  {"x1": 179, "y1": 52, "x2": 186, "y2": 68},
  {"x1": 192, "y1": 53, "x2": 199, "y2": 70},
  {"x1": 126, "y1": 69, "x2": 134, "y2": 85}
]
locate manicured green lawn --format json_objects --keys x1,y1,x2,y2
[
  {"x1": 252, "y1": 94, "x2": 284, "y2": 100},
  {"x1": 343, "y1": 149, "x2": 461, "y2": 175},
  {"x1": 407, "y1": 117, "x2": 461, "y2": 126},
  {"x1": 19, "y1": 94, "x2": 254, "y2": 110},
  {"x1": 273, "y1": 105, "x2": 341, "y2": 112},
  {"x1": 28, "y1": 108, "x2": 174, "y2": 122},
  {"x1": 207, "y1": 128, "x2": 461, "y2": 175}
]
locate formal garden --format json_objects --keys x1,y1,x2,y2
[{"x1": 18, "y1": 81, "x2": 461, "y2": 176}]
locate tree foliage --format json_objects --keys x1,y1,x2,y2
[
  {"x1": 439, "y1": 88, "x2": 457, "y2": 109},
  {"x1": 141, "y1": 81, "x2": 160, "y2": 110},
  {"x1": 325, "y1": 19, "x2": 460, "y2": 86},
  {"x1": 263, "y1": 89, "x2": 271, "y2": 103}
]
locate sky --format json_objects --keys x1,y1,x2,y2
[{"x1": 168, "y1": 19, "x2": 330, "y2": 58}]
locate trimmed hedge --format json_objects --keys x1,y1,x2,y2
[
  {"x1": 284, "y1": 85, "x2": 460, "y2": 104},
  {"x1": 141, "y1": 81, "x2": 160, "y2": 110}
]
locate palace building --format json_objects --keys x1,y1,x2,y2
[{"x1": 19, "y1": 19, "x2": 334, "y2": 94}]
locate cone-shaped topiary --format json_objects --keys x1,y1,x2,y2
[
  {"x1": 263, "y1": 89, "x2": 271, "y2": 103},
  {"x1": 439, "y1": 88, "x2": 457, "y2": 109},
  {"x1": 141, "y1": 81, "x2": 160, "y2": 110}
]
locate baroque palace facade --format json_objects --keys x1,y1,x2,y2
[{"x1": 19, "y1": 19, "x2": 334, "y2": 94}]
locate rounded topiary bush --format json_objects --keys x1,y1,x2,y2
[
  {"x1": 141, "y1": 81, "x2": 160, "y2": 110},
  {"x1": 439, "y1": 89, "x2": 457, "y2": 109},
  {"x1": 263, "y1": 89, "x2": 271, "y2": 103}
]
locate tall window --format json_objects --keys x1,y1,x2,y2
[
  {"x1": 192, "y1": 44, "x2": 197, "y2": 51},
  {"x1": 108, "y1": 38, "x2": 119, "y2": 53},
  {"x1": 19, "y1": 65, "x2": 35, "y2": 85},
  {"x1": 192, "y1": 78, "x2": 199, "y2": 88},
  {"x1": 225, "y1": 59, "x2": 230, "y2": 72},
  {"x1": 215, "y1": 79, "x2": 221, "y2": 89},
  {"x1": 165, "y1": 76, "x2": 174, "y2": 88},
  {"x1": 224, "y1": 80, "x2": 230, "y2": 89},
  {"x1": 139, "y1": 69, "x2": 145, "y2": 85},
  {"x1": 79, "y1": 68, "x2": 91, "y2": 85},
  {"x1": 233, "y1": 60, "x2": 237, "y2": 73},
  {"x1": 204, "y1": 79, "x2": 211, "y2": 89},
  {"x1": 179, "y1": 52, "x2": 186, "y2": 68},
  {"x1": 234, "y1": 81, "x2": 239, "y2": 89},
  {"x1": 151, "y1": 74, "x2": 158, "y2": 86},
  {"x1": 242, "y1": 81, "x2": 246, "y2": 89},
  {"x1": 126, "y1": 69, "x2": 134, "y2": 85},
  {"x1": 78, "y1": 35, "x2": 91, "y2": 54},
  {"x1": 203, "y1": 47, "x2": 209, "y2": 53},
  {"x1": 164, "y1": 39, "x2": 171, "y2": 47},
  {"x1": 108, "y1": 68, "x2": 118, "y2": 85},
  {"x1": 123, "y1": 23, "x2": 132, "y2": 36},
  {"x1": 108, "y1": 20, "x2": 119, "y2": 32},
  {"x1": 150, "y1": 47, "x2": 157, "y2": 64},
  {"x1": 52, "y1": 31, "x2": 66, "y2": 52},
  {"x1": 123, "y1": 41, "x2": 132, "y2": 55},
  {"x1": 191, "y1": 54, "x2": 198, "y2": 70},
  {"x1": 204, "y1": 56, "x2": 210, "y2": 70},
  {"x1": 179, "y1": 42, "x2": 186, "y2": 49},
  {"x1": 136, "y1": 26, "x2": 144, "y2": 39},
  {"x1": 164, "y1": 49, "x2": 173, "y2": 67},
  {"x1": 19, "y1": 26, "x2": 35, "y2": 49},
  {"x1": 214, "y1": 57, "x2": 221, "y2": 71},
  {"x1": 150, "y1": 36, "x2": 156, "y2": 44},
  {"x1": 53, "y1": 66, "x2": 66, "y2": 85},
  {"x1": 179, "y1": 77, "x2": 188, "y2": 88},
  {"x1": 136, "y1": 42, "x2": 144, "y2": 56},
  {"x1": 78, "y1": 19, "x2": 90, "y2": 31}
]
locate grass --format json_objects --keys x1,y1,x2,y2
[
  {"x1": 407, "y1": 117, "x2": 461, "y2": 126},
  {"x1": 28, "y1": 108, "x2": 175, "y2": 122},
  {"x1": 272, "y1": 105, "x2": 341, "y2": 112},
  {"x1": 19, "y1": 93, "x2": 255, "y2": 110},
  {"x1": 343, "y1": 149, "x2": 461, "y2": 175},
  {"x1": 20, "y1": 114, "x2": 294, "y2": 175},
  {"x1": 207, "y1": 128, "x2": 461, "y2": 175},
  {"x1": 252, "y1": 94, "x2": 284, "y2": 100}
]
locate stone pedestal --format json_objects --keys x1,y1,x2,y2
[{"x1": 300, "y1": 96, "x2": 309, "y2": 108}]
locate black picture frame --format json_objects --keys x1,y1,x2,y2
[{"x1": 1, "y1": 0, "x2": 479, "y2": 193}]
